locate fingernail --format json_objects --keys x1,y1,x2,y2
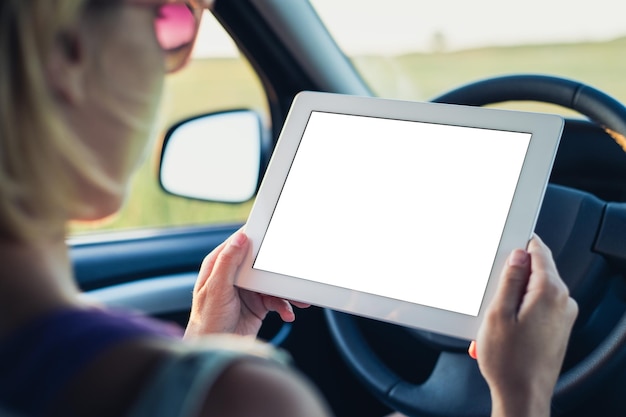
[
  {"x1": 509, "y1": 249, "x2": 529, "y2": 267},
  {"x1": 230, "y1": 232, "x2": 247, "y2": 248},
  {"x1": 468, "y1": 341, "x2": 478, "y2": 360}
]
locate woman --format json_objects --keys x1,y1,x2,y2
[{"x1": 0, "y1": 1, "x2": 577, "y2": 417}]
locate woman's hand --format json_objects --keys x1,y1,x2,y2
[
  {"x1": 184, "y1": 230, "x2": 309, "y2": 338},
  {"x1": 471, "y1": 235, "x2": 578, "y2": 417}
]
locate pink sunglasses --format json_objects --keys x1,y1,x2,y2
[{"x1": 128, "y1": 0, "x2": 209, "y2": 73}]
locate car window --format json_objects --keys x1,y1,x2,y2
[
  {"x1": 70, "y1": 11, "x2": 268, "y2": 235},
  {"x1": 310, "y1": 0, "x2": 626, "y2": 116}
]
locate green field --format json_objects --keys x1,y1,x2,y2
[
  {"x1": 70, "y1": 38, "x2": 626, "y2": 235},
  {"x1": 354, "y1": 37, "x2": 626, "y2": 112}
]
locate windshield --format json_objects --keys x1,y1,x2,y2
[{"x1": 310, "y1": 0, "x2": 626, "y2": 115}]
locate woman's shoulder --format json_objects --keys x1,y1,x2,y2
[
  {"x1": 0, "y1": 306, "x2": 329, "y2": 417},
  {"x1": 0, "y1": 306, "x2": 185, "y2": 416},
  {"x1": 127, "y1": 335, "x2": 294, "y2": 417},
  {"x1": 128, "y1": 335, "x2": 332, "y2": 417}
]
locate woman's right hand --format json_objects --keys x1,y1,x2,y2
[
  {"x1": 472, "y1": 235, "x2": 578, "y2": 417},
  {"x1": 184, "y1": 230, "x2": 309, "y2": 339}
]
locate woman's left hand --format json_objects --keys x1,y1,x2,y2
[{"x1": 184, "y1": 230, "x2": 309, "y2": 338}]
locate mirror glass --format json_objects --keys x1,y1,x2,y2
[{"x1": 160, "y1": 110, "x2": 262, "y2": 203}]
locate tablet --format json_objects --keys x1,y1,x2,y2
[{"x1": 235, "y1": 91, "x2": 564, "y2": 340}]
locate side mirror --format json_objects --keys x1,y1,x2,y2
[{"x1": 159, "y1": 110, "x2": 263, "y2": 203}]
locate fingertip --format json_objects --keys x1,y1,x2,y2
[
  {"x1": 282, "y1": 312, "x2": 296, "y2": 323},
  {"x1": 508, "y1": 249, "x2": 529, "y2": 267},
  {"x1": 468, "y1": 340, "x2": 478, "y2": 360},
  {"x1": 263, "y1": 296, "x2": 296, "y2": 322},
  {"x1": 531, "y1": 233, "x2": 544, "y2": 244},
  {"x1": 281, "y1": 301, "x2": 296, "y2": 322},
  {"x1": 528, "y1": 234, "x2": 549, "y2": 253},
  {"x1": 229, "y1": 231, "x2": 249, "y2": 249},
  {"x1": 278, "y1": 310, "x2": 296, "y2": 323}
]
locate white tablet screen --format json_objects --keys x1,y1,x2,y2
[{"x1": 253, "y1": 111, "x2": 531, "y2": 317}]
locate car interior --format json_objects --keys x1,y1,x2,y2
[{"x1": 73, "y1": 1, "x2": 626, "y2": 416}]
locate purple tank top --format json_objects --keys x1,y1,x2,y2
[{"x1": 0, "y1": 307, "x2": 184, "y2": 417}]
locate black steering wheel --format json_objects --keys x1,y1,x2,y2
[{"x1": 325, "y1": 75, "x2": 626, "y2": 417}]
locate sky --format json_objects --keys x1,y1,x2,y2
[{"x1": 193, "y1": 0, "x2": 626, "y2": 57}]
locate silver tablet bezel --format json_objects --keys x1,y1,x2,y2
[{"x1": 236, "y1": 91, "x2": 564, "y2": 340}]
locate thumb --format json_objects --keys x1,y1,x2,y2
[
  {"x1": 208, "y1": 232, "x2": 250, "y2": 288},
  {"x1": 491, "y1": 249, "x2": 531, "y2": 317}
]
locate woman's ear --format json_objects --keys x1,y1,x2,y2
[{"x1": 46, "y1": 30, "x2": 87, "y2": 105}]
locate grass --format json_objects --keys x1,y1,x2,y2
[
  {"x1": 354, "y1": 37, "x2": 626, "y2": 113},
  {"x1": 70, "y1": 38, "x2": 626, "y2": 235}
]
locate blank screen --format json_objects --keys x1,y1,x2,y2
[{"x1": 253, "y1": 111, "x2": 531, "y2": 316}]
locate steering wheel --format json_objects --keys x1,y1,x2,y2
[{"x1": 325, "y1": 75, "x2": 626, "y2": 417}]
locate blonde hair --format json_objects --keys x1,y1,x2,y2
[{"x1": 0, "y1": 0, "x2": 109, "y2": 243}]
